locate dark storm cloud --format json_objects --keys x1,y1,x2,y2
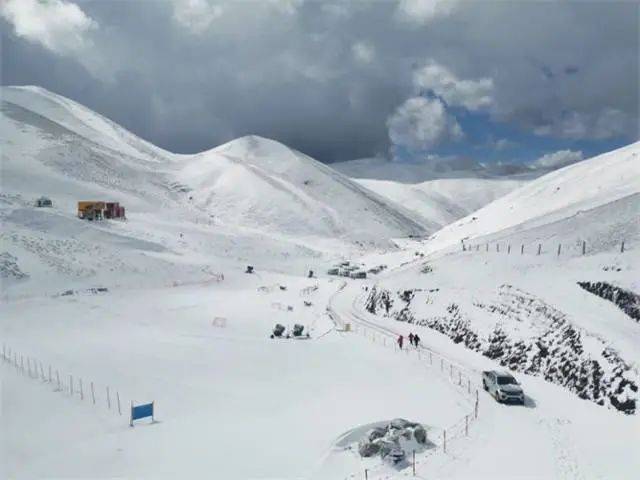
[{"x1": 1, "y1": 1, "x2": 638, "y2": 162}]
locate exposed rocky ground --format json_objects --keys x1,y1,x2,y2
[
  {"x1": 358, "y1": 418, "x2": 430, "y2": 465},
  {"x1": 366, "y1": 285, "x2": 638, "y2": 414},
  {"x1": 577, "y1": 281, "x2": 640, "y2": 322},
  {"x1": 0, "y1": 252, "x2": 28, "y2": 280}
]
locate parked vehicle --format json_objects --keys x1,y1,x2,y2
[
  {"x1": 482, "y1": 370, "x2": 525, "y2": 404},
  {"x1": 349, "y1": 270, "x2": 367, "y2": 279},
  {"x1": 271, "y1": 324, "x2": 286, "y2": 338}
]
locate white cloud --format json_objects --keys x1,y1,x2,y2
[
  {"x1": 395, "y1": 0, "x2": 460, "y2": 25},
  {"x1": 387, "y1": 96, "x2": 463, "y2": 153},
  {"x1": 172, "y1": 0, "x2": 224, "y2": 34},
  {"x1": 533, "y1": 149, "x2": 584, "y2": 169},
  {"x1": 352, "y1": 41, "x2": 375, "y2": 65},
  {"x1": 494, "y1": 138, "x2": 516, "y2": 151},
  {"x1": 0, "y1": 0, "x2": 96, "y2": 55},
  {"x1": 534, "y1": 108, "x2": 635, "y2": 141},
  {"x1": 413, "y1": 62, "x2": 494, "y2": 111}
]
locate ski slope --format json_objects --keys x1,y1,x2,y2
[{"x1": 2, "y1": 85, "x2": 639, "y2": 479}]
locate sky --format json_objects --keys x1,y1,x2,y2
[{"x1": 1, "y1": 0, "x2": 638, "y2": 168}]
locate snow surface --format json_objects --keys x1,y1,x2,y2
[
  {"x1": 2, "y1": 86, "x2": 639, "y2": 479},
  {"x1": 355, "y1": 177, "x2": 529, "y2": 229}
]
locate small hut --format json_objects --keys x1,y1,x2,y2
[{"x1": 78, "y1": 201, "x2": 105, "y2": 220}]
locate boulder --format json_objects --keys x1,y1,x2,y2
[
  {"x1": 368, "y1": 427, "x2": 386, "y2": 442},
  {"x1": 386, "y1": 447, "x2": 406, "y2": 465},
  {"x1": 413, "y1": 425, "x2": 427, "y2": 444},
  {"x1": 358, "y1": 440, "x2": 380, "y2": 458},
  {"x1": 377, "y1": 439, "x2": 397, "y2": 459},
  {"x1": 389, "y1": 418, "x2": 413, "y2": 430}
]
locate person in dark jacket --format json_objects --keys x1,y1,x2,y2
[
  {"x1": 397, "y1": 335, "x2": 404, "y2": 350},
  {"x1": 413, "y1": 334, "x2": 420, "y2": 347},
  {"x1": 408, "y1": 333, "x2": 414, "y2": 346}
]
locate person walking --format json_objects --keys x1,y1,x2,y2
[
  {"x1": 397, "y1": 335, "x2": 404, "y2": 350},
  {"x1": 413, "y1": 333, "x2": 420, "y2": 348},
  {"x1": 408, "y1": 333, "x2": 414, "y2": 346}
]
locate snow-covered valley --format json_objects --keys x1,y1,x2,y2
[{"x1": 1, "y1": 86, "x2": 639, "y2": 479}]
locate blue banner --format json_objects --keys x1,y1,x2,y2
[{"x1": 131, "y1": 402, "x2": 154, "y2": 422}]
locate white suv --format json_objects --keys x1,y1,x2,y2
[{"x1": 482, "y1": 370, "x2": 525, "y2": 405}]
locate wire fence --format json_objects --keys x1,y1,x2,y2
[
  {"x1": 461, "y1": 239, "x2": 629, "y2": 257},
  {"x1": 2, "y1": 343, "x2": 128, "y2": 418},
  {"x1": 331, "y1": 305, "x2": 481, "y2": 479}
]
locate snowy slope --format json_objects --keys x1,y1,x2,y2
[
  {"x1": 2, "y1": 86, "x2": 170, "y2": 163},
  {"x1": 0, "y1": 86, "x2": 433, "y2": 297},
  {"x1": 356, "y1": 177, "x2": 528, "y2": 228},
  {"x1": 178, "y1": 136, "x2": 432, "y2": 240},
  {"x1": 332, "y1": 156, "x2": 537, "y2": 230},
  {"x1": 427, "y1": 142, "x2": 640, "y2": 252}
]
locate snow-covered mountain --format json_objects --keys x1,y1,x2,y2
[
  {"x1": 331, "y1": 155, "x2": 540, "y2": 183},
  {"x1": 355, "y1": 177, "x2": 529, "y2": 228},
  {"x1": 426, "y1": 141, "x2": 640, "y2": 253},
  {"x1": 0, "y1": 86, "x2": 436, "y2": 296},
  {"x1": 176, "y1": 135, "x2": 431, "y2": 239},
  {"x1": 1, "y1": 86, "x2": 428, "y2": 243},
  {"x1": 332, "y1": 156, "x2": 539, "y2": 229}
]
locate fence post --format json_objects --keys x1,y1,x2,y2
[
  {"x1": 486, "y1": 244, "x2": 488, "y2": 252},
  {"x1": 27, "y1": 357, "x2": 31, "y2": 377},
  {"x1": 40, "y1": 362, "x2": 45, "y2": 381},
  {"x1": 443, "y1": 429, "x2": 447, "y2": 453},
  {"x1": 475, "y1": 390, "x2": 479, "y2": 419},
  {"x1": 476, "y1": 244, "x2": 479, "y2": 252},
  {"x1": 117, "y1": 391, "x2": 122, "y2": 415},
  {"x1": 56, "y1": 370, "x2": 60, "y2": 390},
  {"x1": 106, "y1": 386, "x2": 111, "y2": 409},
  {"x1": 450, "y1": 364, "x2": 453, "y2": 379},
  {"x1": 521, "y1": 244, "x2": 524, "y2": 254},
  {"x1": 458, "y1": 371, "x2": 462, "y2": 385},
  {"x1": 467, "y1": 378, "x2": 471, "y2": 393},
  {"x1": 364, "y1": 468, "x2": 368, "y2": 480},
  {"x1": 557, "y1": 244, "x2": 561, "y2": 256},
  {"x1": 508, "y1": 244, "x2": 511, "y2": 254},
  {"x1": 413, "y1": 450, "x2": 416, "y2": 475},
  {"x1": 20, "y1": 355, "x2": 24, "y2": 374},
  {"x1": 70, "y1": 374, "x2": 73, "y2": 395},
  {"x1": 582, "y1": 241, "x2": 586, "y2": 255},
  {"x1": 621, "y1": 241, "x2": 625, "y2": 253},
  {"x1": 79, "y1": 378, "x2": 84, "y2": 400},
  {"x1": 496, "y1": 243, "x2": 499, "y2": 252},
  {"x1": 91, "y1": 382, "x2": 96, "y2": 404},
  {"x1": 537, "y1": 244, "x2": 541, "y2": 255},
  {"x1": 48, "y1": 365, "x2": 52, "y2": 383},
  {"x1": 429, "y1": 352, "x2": 433, "y2": 365},
  {"x1": 465, "y1": 415, "x2": 469, "y2": 436}
]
